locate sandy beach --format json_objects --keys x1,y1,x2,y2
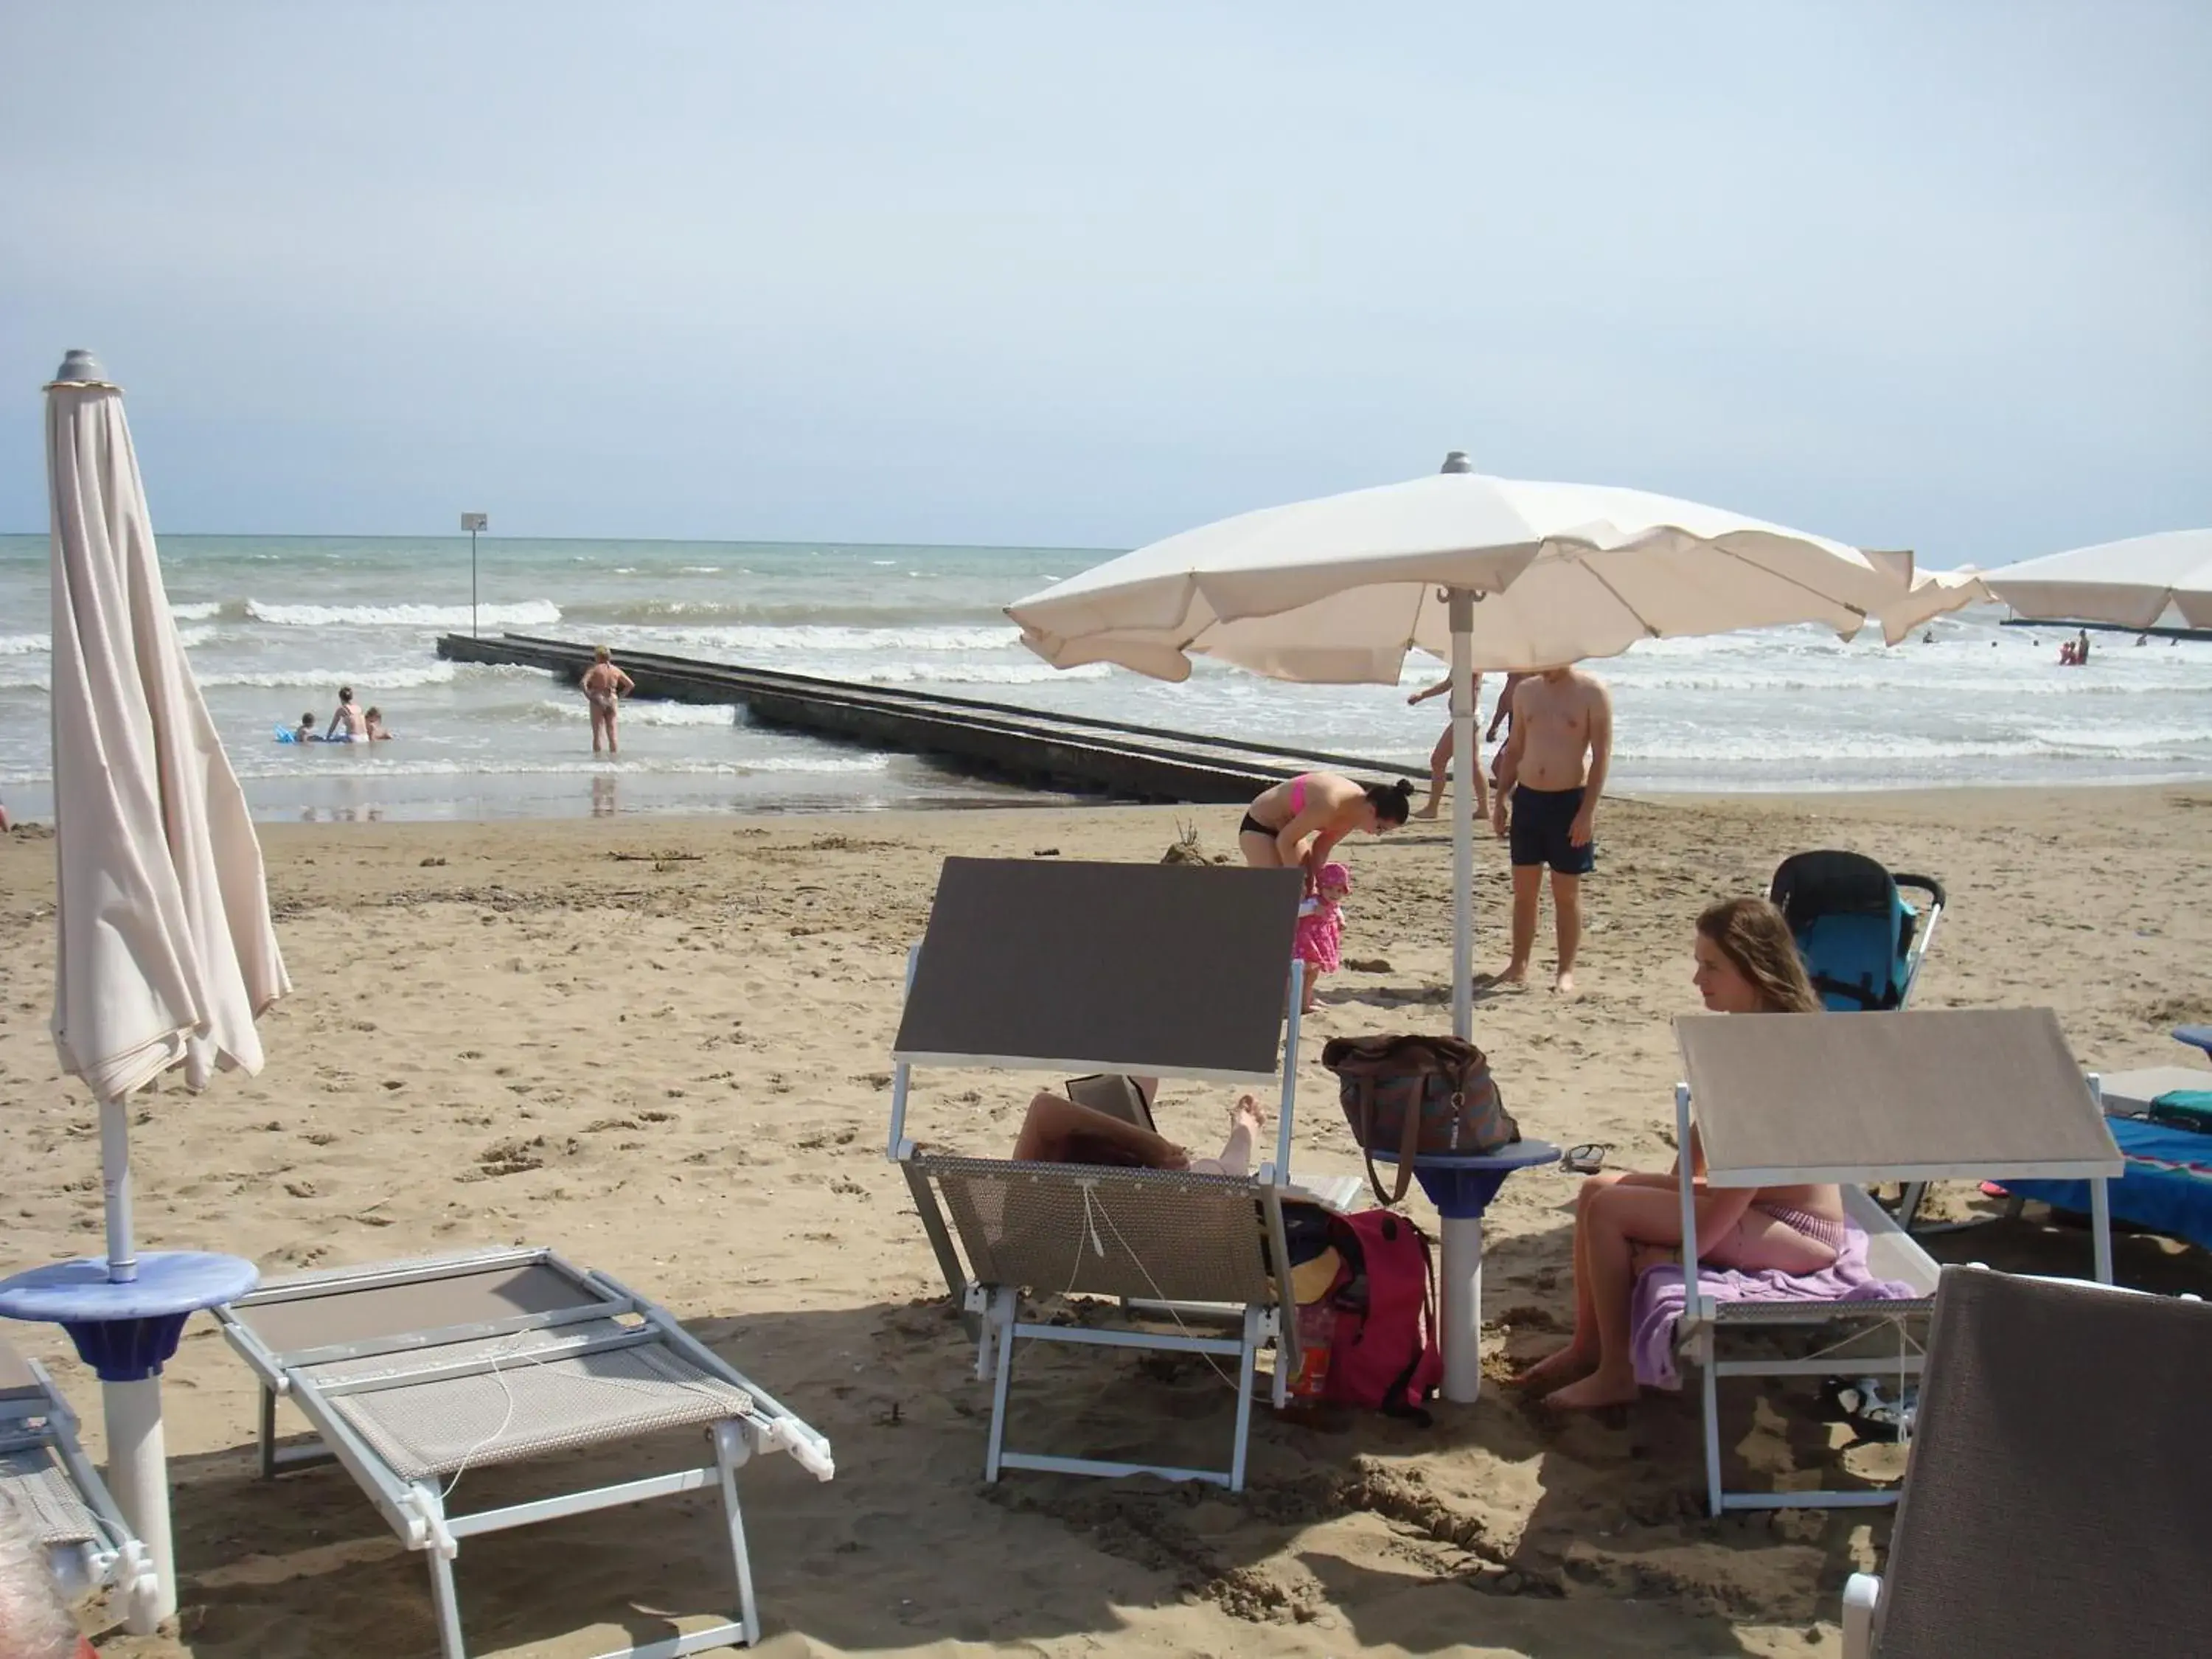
[{"x1": 4, "y1": 785, "x2": 2208, "y2": 1659}]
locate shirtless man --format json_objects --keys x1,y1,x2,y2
[
  {"x1": 1491, "y1": 665, "x2": 1613, "y2": 992},
  {"x1": 581, "y1": 645, "x2": 635, "y2": 755},
  {"x1": 324, "y1": 686, "x2": 366, "y2": 742}
]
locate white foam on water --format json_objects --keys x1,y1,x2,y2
[
  {"x1": 170, "y1": 601, "x2": 223, "y2": 621},
  {"x1": 849, "y1": 661, "x2": 1113, "y2": 685},
  {"x1": 0, "y1": 633, "x2": 49, "y2": 655},
  {"x1": 244, "y1": 599, "x2": 563, "y2": 627},
  {"x1": 533, "y1": 698, "x2": 740, "y2": 726}
]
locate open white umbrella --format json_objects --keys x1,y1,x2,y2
[
  {"x1": 0, "y1": 351, "x2": 288, "y2": 1629},
  {"x1": 1011, "y1": 454, "x2": 1912, "y2": 1038},
  {"x1": 1982, "y1": 529, "x2": 2212, "y2": 630}
]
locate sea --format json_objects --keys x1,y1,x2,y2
[{"x1": 3, "y1": 533, "x2": 2209, "y2": 824}]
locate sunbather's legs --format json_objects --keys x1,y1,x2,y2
[
  {"x1": 1012, "y1": 1093, "x2": 1187, "y2": 1167},
  {"x1": 1543, "y1": 1184, "x2": 1842, "y2": 1410},
  {"x1": 1186, "y1": 1096, "x2": 1264, "y2": 1176},
  {"x1": 1512, "y1": 1169, "x2": 1677, "y2": 1391}
]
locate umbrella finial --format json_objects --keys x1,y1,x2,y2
[
  {"x1": 46, "y1": 349, "x2": 115, "y2": 389},
  {"x1": 1439, "y1": 451, "x2": 1472, "y2": 474}
]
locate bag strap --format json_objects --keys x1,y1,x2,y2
[
  {"x1": 1378, "y1": 1222, "x2": 1439, "y2": 1426},
  {"x1": 1358, "y1": 1076, "x2": 1416, "y2": 1206}
]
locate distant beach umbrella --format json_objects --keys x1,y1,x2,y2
[
  {"x1": 1009, "y1": 463, "x2": 1910, "y2": 1039},
  {"x1": 1980, "y1": 529, "x2": 2212, "y2": 631},
  {"x1": 0, "y1": 351, "x2": 285, "y2": 1629}
]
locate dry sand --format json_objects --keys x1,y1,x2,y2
[{"x1": 3, "y1": 786, "x2": 2208, "y2": 1658}]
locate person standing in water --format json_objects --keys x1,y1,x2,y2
[
  {"x1": 1407, "y1": 673, "x2": 1488, "y2": 821},
  {"x1": 1239, "y1": 772, "x2": 1412, "y2": 891},
  {"x1": 581, "y1": 645, "x2": 635, "y2": 756},
  {"x1": 1492, "y1": 665, "x2": 1612, "y2": 992}
]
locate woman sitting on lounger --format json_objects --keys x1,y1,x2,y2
[
  {"x1": 1012, "y1": 1080, "x2": 1265, "y2": 1177},
  {"x1": 1513, "y1": 896, "x2": 1845, "y2": 1411}
]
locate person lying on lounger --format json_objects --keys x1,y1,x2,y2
[
  {"x1": 1510, "y1": 895, "x2": 1847, "y2": 1411},
  {"x1": 1012, "y1": 1081, "x2": 1265, "y2": 1177}
]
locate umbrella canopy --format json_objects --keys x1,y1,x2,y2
[
  {"x1": 1865, "y1": 563, "x2": 1992, "y2": 644},
  {"x1": 1008, "y1": 459, "x2": 1907, "y2": 1044},
  {"x1": 48, "y1": 354, "x2": 289, "y2": 1106},
  {"x1": 1980, "y1": 529, "x2": 2212, "y2": 630},
  {"x1": 1010, "y1": 467, "x2": 1909, "y2": 680}
]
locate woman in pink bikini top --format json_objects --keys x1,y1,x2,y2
[{"x1": 1238, "y1": 771, "x2": 1413, "y2": 891}]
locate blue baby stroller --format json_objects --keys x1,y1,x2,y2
[
  {"x1": 1768, "y1": 850, "x2": 1946, "y2": 1013},
  {"x1": 1768, "y1": 850, "x2": 1950, "y2": 1441}
]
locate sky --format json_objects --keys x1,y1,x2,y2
[{"x1": 1, "y1": 1, "x2": 2207, "y2": 561}]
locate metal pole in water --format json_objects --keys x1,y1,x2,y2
[{"x1": 462, "y1": 512, "x2": 488, "y2": 636}]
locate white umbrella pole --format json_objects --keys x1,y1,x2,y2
[
  {"x1": 1448, "y1": 588, "x2": 1475, "y2": 1041},
  {"x1": 99, "y1": 1096, "x2": 139, "y2": 1284},
  {"x1": 97, "y1": 1093, "x2": 174, "y2": 1628}
]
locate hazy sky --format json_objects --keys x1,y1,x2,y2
[{"x1": 3, "y1": 2, "x2": 2206, "y2": 560}]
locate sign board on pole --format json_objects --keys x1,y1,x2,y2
[{"x1": 460, "y1": 512, "x2": 489, "y2": 532}]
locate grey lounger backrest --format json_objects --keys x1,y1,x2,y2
[
  {"x1": 893, "y1": 858, "x2": 1303, "y2": 1082},
  {"x1": 1677, "y1": 1008, "x2": 2121, "y2": 1185},
  {"x1": 1874, "y1": 1267, "x2": 2212, "y2": 1658}
]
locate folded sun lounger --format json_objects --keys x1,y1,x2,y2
[
  {"x1": 1841, "y1": 1266, "x2": 2212, "y2": 1658},
  {"x1": 214, "y1": 1248, "x2": 833, "y2": 1659},
  {"x1": 0, "y1": 1332, "x2": 154, "y2": 1625},
  {"x1": 888, "y1": 857, "x2": 1310, "y2": 1492}
]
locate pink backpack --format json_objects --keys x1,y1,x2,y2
[{"x1": 1322, "y1": 1208, "x2": 1444, "y2": 1422}]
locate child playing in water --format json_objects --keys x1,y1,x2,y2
[
  {"x1": 1293, "y1": 862, "x2": 1351, "y2": 1014},
  {"x1": 293, "y1": 712, "x2": 316, "y2": 742},
  {"x1": 363, "y1": 706, "x2": 392, "y2": 740}
]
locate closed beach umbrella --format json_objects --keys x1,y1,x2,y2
[
  {"x1": 1981, "y1": 528, "x2": 2212, "y2": 631},
  {"x1": 18, "y1": 350, "x2": 288, "y2": 1625},
  {"x1": 1009, "y1": 456, "x2": 1909, "y2": 1037}
]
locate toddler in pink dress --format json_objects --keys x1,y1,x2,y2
[{"x1": 1293, "y1": 862, "x2": 1352, "y2": 1014}]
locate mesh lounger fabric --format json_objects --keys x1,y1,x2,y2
[
  {"x1": 300, "y1": 1319, "x2": 754, "y2": 1484},
  {"x1": 921, "y1": 1155, "x2": 1276, "y2": 1306},
  {"x1": 1872, "y1": 1269, "x2": 2212, "y2": 1658},
  {"x1": 0, "y1": 1447, "x2": 100, "y2": 1546}
]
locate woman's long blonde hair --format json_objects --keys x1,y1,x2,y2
[{"x1": 1697, "y1": 896, "x2": 1821, "y2": 1014}]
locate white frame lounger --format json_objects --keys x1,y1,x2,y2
[
  {"x1": 215, "y1": 1248, "x2": 833, "y2": 1659},
  {"x1": 886, "y1": 858, "x2": 1310, "y2": 1493},
  {"x1": 0, "y1": 1332, "x2": 156, "y2": 1627},
  {"x1": 1669, "y1": 1009, "x2": 2123, "y2": 1514},
  {"x1": 1840, "y1": 1267, "x2": 2212, "y2": 1658}
]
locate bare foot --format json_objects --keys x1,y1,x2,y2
[
  {"x1": 1231, "y1": 1094, "x2": 1266, "y2": 1136},
  {"x1": 1543, "y1": 1371, "x2": 1641, "y2": 1411},
  {"x1": 1508, "y1": 1345, "x2": 1595, "y2": 1393},
  {"x1": 1553, "y1": 969, "x2": 1577, "y2": 994},
  {"x1": 1412, "y1": 802, "x2": 1441, "y2": 819},
  {"x1": 1492, "y1": 961, "x2": 1530, "y2": 987}
]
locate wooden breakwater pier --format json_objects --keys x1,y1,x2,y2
[{"x1": 435, "y1": 632, "x2": 1414, "y2": 802}]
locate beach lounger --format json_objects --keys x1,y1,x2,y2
[
  {"x1": 1840, "y1": 1266, "x2": 2212, "y2": 1659},
  {"x1": 1662, "y1": 1009, "x2": 2122, "y2": 1514},
  {"x1": 0, "y1": 1332, "x2": 155, "y2": 1625},
  {"x1": 887, "y1": 857, "x2": 1308, "y2": 1492},
  {"x1": 214, "y1": 1248, "x2": 834, "y2": 1659}
]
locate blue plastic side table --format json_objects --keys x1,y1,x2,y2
[
  {"x1": 0, "y1": 1252, "x2": 260, "y2": 1380},
  {"x1": 1368, "y1": 1140, "x2": 1562, "y2": 1403}
]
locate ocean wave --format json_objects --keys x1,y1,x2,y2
[
  {"x1": 644, "y1": 622, "x2": 1023, "y2": 654},
  {"x1": 170, "y1": 601, "x2": 223, "y2": 621},
  {"x1": 849, "y1": 661, "x2": 1114, "y2": 685},
  {"x1": 198, "y1": 662, "x2": 463, "y2": 691},
  {"x1": 534, "y1": 698, "x2": 740, "y2": 726},
  {"x1": 0, "y1": 633, "x2": 50, "y2": 655},
  {"x1": 244, "y1": 599, "x2": 563, "y2": 628},
  {"x1": 574, "y1": 600, "x2": 1009, "y2": 628}
]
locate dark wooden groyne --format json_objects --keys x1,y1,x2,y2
[{"x1": 435, "y1": 631, "x2": 1414, "y2": 802}]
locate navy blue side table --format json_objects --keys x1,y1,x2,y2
[{"x1": 1368, "y1": 1140, "x2": 1562, "y2": 1402}]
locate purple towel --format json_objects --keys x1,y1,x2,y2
[{"x1": 1628, "y1": 1223, "x2": 1921, "y2": 1390}]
